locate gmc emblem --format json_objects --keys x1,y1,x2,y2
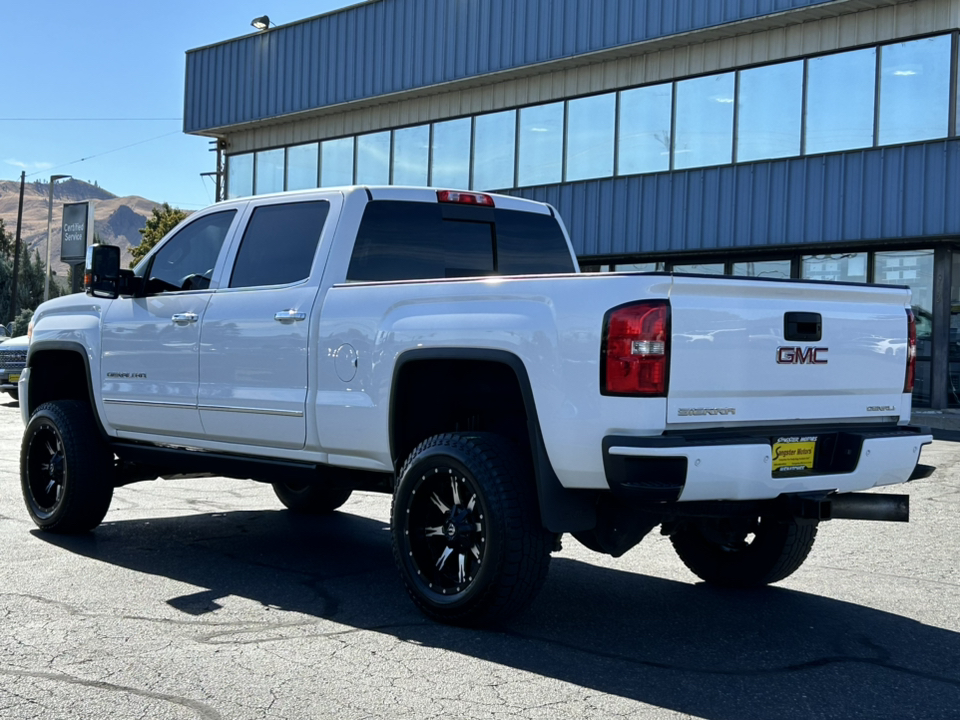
[{"x1": 777, "y1": 347, "x2": 828, "y2": 364}]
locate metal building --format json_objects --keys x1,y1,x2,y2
[{"x1": 184, "y1": 0, "x2": 960, "y2": 409}]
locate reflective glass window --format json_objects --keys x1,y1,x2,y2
[
  {"x1": 949, "y1": 253, "x2": 960, "y2": 407},
  {"x1": 874, "y1": 249, "x2": 934, "y2": 406},
  {"x1": 566, "y1": 93, "x2": 615, "y2": 181},
  {"x1": 473, "y1": 110, "x2": 516, "y2": 190},
  {"x1": 518, "y1": 102, "x2": 563, "y2": 186},
  {"x1": 286, "y1": 143, "x2": 319, "y2": 191},
  {"x1": 879, "y1": 35, "x2": 951, "y2": 146},
  {"x1": 321, "y1": 137, "x2": 354, "y2": 187},
  {"x1": 613, "y1": 262, "x2": 665, "y2": 272},
  {"x1": 737, "y1": 61, "x2": 803, "y2": 162},
  {"x1": 801, "y1": 253, "x2": 868, "y2": 283},
  {"x1": 618, "y1": 84, "x2": 672, "y2": 175},
  {"x1": 731, "y1": 259, "x2": 792, "y2": 279},
  {"x1": 226, "y1": 153, "x2": 253, "y2": 199},
  {"x1": 674, "y1": 73, "x2": 735, "y2": 170},
  {"x1": 254, "y1": 149, "x2": 284, "y2": 195},
  {"x1": 805, "y1": 48, "x2": 876, "y2": 154},
  {"x1": 392, "y1": 125, "x2": 429, "y2": 186},
  {"x1": 672, "y1": 263, "x2": 724, "y2": 274},
  {"x1": 431, "y1": 118, "x2": 471, "y2": 188},
  {"x1": 356, "y1": 131, "x2": 391, "y2": 185}
]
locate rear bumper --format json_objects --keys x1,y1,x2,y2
[{"x1": 603, "y1": 425, "x2": 932, "y2": 503}]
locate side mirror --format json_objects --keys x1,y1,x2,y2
[{"x1": 85, "y1": 245, "x2": 121, "y2": 298}]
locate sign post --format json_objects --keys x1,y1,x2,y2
[{"x1": 61, "y1": 201, "x2": 95, "y2": 294}]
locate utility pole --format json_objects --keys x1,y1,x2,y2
[
  {"x1": 44, "y1": 174, "x2": 71, "y2": 302},
  {"x1": 10, "y1": 171, "x2": 25, "y2": 325}
]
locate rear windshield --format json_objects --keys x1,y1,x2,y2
[{"x1": 346, "y1": 200, "x2": 575, "y2": 282}]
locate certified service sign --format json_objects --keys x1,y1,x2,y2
[{"x1": 61, "y1": 201, "x2": 95, "y2": 263}]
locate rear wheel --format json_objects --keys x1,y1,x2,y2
[
  {"x1": 272, "y1": 482, "x2": 352, "y2": 514},
  {"x1": 21, "y1": 401, "x2": 114, "y2": 533},
  {"x1": 670, "y1": 516, "x2": 817, "y2": 587},
  {"x1": 392, "y1": 433, "x2": 552, "y2": 626}
]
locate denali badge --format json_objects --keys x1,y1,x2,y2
[
  {"x1": 777, "y1": 347, "x2": 828, "y2": 364},
  {"x1": 106, "y1": 372, "x2": 148, "y2": 379},
  {"x1": 678, "y1": 407, "x2": 736, "y2": 417},
  {"x1": 867, "y1": 405, "x2": 896, "y2": 412}
]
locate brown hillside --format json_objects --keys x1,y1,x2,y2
[{"x1": 0, "y1": 178, "x2": 162, "y2": 277}]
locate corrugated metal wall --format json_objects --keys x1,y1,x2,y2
[
  {"x1": 511, "y1": 140, "x2": 960, "y2": 258},
  {"x1": 185, "y1": 0, "x2": 838, "y2": 133}
]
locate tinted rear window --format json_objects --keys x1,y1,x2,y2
[
  {"x1": 346, "y1": 201, "x2": 574, "y2": 282},
  {"x1": 230, "y1": 201, "x2": 329, "y2": 288}
]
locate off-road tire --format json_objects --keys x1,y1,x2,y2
[
  {"x1": 670, "y1": 516, "x2": 818, "y2": 587},
  {"x1": 272, "y1": 482, "x2": 352, "y2": 514},
  {"x1": 21, "y1": 400, "x2": 114, "y2": 533},
  {"x1": 392, "y1": 433, "x2": 552, "y2": 626}
]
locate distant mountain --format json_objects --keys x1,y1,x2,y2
[{"x1": 0, "y1": 178, "x2": 163, "y2": 277}]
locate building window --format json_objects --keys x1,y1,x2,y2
[
  {"x1": 254, "y1": 148, "x2": 284, "y2": 195},
  {"x1": 356, "y1": 131, "x2": 391, "y2": 185},
  {"x1": 671, "y1": 262, "x2": 724, "y2": 274},
  {"x1": 805, "y1": 48, "x2": 876, "y2": 155},
  {"x1": 473, "y1": 110, "x2": 516, "y2": 191},
  {"x1": 321, "y1": 137, "x2": 354, "y2": 187},
  {"x1": 618, "y1": 84, "x2": 672, "y2": 175},
  {"x1": 737, "y1": 61, "x2": 803, "y2": 162},
  {"x1": 431, "y1": 118, "x2": 471, "y2": 189},
  {"x1": 613, "y1": 262, "x2": 664, "y2": 272},
  {"x1": 878, "y1": 35, "x2": 952, "y2": 146},
  {"x1": 801, "y1": 253, "x2": 868, "y2": 283},
  {"x1": 226, "y1": 153, "x2": 253, "y2": 199},
  {"x1": 674, "y1": 73, "x2": 735, "y2": 170},
  {"x1": 518, "y1": 102, "x2": 564, "y2": 186},
  {"x1": 286, "y1": 143, "x2": 319, "y2": 191},
  {"x1": 566, "y1": 93, "x2": 615, "y2": 182},
  {"x1": 874, "y1": 249, "x2": 934, "y2": 407},
  {"x1": 392, "y1": 124, "x2": 429, "y2": 186},
  {"x1": 949, "y1": 252, "x2": 960, "y2": 408},
  {"x1": 731, "y1": 259, "x2": 792, "y2": 279}
]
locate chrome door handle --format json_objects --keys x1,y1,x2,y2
[
  {"x1": 171, "y1": 313, "x2": 198, "y2": 325},
  {"x1": 274, "y1": 310, "x2": 307, "y2": 323}
]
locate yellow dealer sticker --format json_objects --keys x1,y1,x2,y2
[
  {"x1": 8, "y1": 374, "x2": 18, "y2": 384},
  {"x1": 772, "y1": 436, "x2": 816, "y2": 475}
]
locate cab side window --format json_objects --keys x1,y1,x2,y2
[
  {"x1": 145, "y1": 211, "x2": 236, "y2": 294},
  {"x1": 229, "y1": 201, "x2": 330, "y2": 288}
]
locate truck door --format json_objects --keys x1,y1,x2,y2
[
  {"x1": 198, "y1": 197, "x2": 334, "y2": 449},
  {"x1": 101, "y1": 209, "x2": 238, "y2": 438}
]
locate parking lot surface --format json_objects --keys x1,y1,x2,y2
[{"x1": 1, "y1": 400, "x2": 959, "y2": 719}]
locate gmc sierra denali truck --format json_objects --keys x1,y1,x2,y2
[{"x1": 18, "y1": 186, "x2": 933, "y2": 625}]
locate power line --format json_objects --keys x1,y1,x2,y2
[{"x1": 26, "y1": 130, "x2": 185, "y2": 178}]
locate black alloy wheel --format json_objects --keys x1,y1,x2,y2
[
  {"x1": 21, "y1": 401, "x2": 114, "y2": 533},
  {"x1": 392, "y1": 433, "x2": 553, "y2": 626}
]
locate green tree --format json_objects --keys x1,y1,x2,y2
[
  {"x1": 0, "y1": 218, "x2": 10, "y2": 260},
  {"x1": 131, "y1": 203, "x2": 186, "y2": 267},
  {"x1": 12, "y1": 308, "x2": 32, "y2": 337}
]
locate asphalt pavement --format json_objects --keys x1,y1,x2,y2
[{"x1": 1, "y1": 400, "x2": 958, "y2": 720}]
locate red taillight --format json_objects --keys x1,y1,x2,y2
[
  {"x1": 436, "y1": 190, "x2": 495, "y2": 207},
  {"x1": 602, "y1": 301, "x2": 670, "y2": 396},
  {"x1": 904, "y1": 308, "x2": 917, "y2": 393}
]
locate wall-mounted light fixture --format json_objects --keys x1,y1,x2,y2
[{"x1": 251, "y1": 15, "x2": 271, "y2": 30}]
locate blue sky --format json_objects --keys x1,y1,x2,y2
[{"x1": 3, "y1": 1, "x2": 357, "y2": 210}]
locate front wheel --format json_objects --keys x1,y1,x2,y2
[
  {"x1": 391, "y1": 433, "x2": 552, "y2": 626},
  {"x1": 21, "y1": 401, "x2": 114, "y2": 533},
  {"x1": 670, "y1": 516, "x2": 817, "y2": 587}
]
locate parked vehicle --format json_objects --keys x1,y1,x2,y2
[
  {"x1": 18, "y1": 186, "x2": 933, "y2": 624},
  {"x1": 0, "y1": 335, "x2": 29, "y2": 401}
]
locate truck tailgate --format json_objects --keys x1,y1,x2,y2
[{"x1": 666, "y1": 275, "x2": 911, "y2": 426}]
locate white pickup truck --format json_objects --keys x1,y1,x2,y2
[{"x1": 19, "y1": 186, "x2": 933, "y2": 625}]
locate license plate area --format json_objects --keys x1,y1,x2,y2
[
  {"x1": 771, "y1": 432, "x2": 863, "y2": 477},
  {"x1": 772, "y1": 436, "x2": 817, "y2": 476}
]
